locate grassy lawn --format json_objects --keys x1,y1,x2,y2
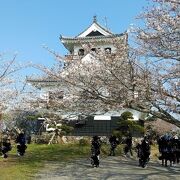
[{"x1": 0, "y1": 143, "x2": 90, "y2": 180}]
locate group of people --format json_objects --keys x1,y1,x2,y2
[
  {"x1": 1, "y1": 130, "x2": 179, "y2": 169},
  {"x1": 90, "y1": 135, "x2": 121, "y2": 168},
  {"x1": 90, "y1": 133, "x2": 180, "y2": 169},
  {"x1": 0, "y1": 131, "x2": 27, "y2": 158},
  {"x1": 90, "y1": 134, "x2": 132, "y2": 168},
  {"x1": 158, "y1": 133, "x2": 180, "y2": 167},
  {"x1": 123, "y1": 135, "x2": 151, "y2": 168}
]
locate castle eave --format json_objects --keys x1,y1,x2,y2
[
  {"x1": 60, "y1": 33, "x2": 126, "y2": 52},
  {"x1": 61, "y1": 33, "x2": 124, "y2": 42}
]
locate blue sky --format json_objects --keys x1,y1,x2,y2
[{"x1": 0, "y1": 0, "x2": 149, "y2": 75}]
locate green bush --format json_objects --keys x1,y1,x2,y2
[
  {"x1": 101, "y1": 144, "x2": 124, "y2": 156},
  {"x1": 60, "y1": 124, "x2": 74, "y2": 136},
  {"x1": 79, "y1": 138, "x2": 90, "y2": 146},
  {"x1": 32, "y1": 134, "x2": 51, "y2": 144},
  {"x1": 116, "y1": 111, "x2": 145, "y2": 137},
  {"x1": 112, "y1": 130, "x2": 123, "y2": 142},
  {"x1": 120, "y1": 111, "x2": 134, "y2": 121}
]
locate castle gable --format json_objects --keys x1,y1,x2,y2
[{"x1": 77, "y1": 21, "x2": 112, "y2": 38}]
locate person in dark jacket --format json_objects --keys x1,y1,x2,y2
[
  {"x1": 16, "y1": 131, "x2": 27, "y2": 156},
  {"x1": 124, "y1": 135, "x2": 133, "y2": 156},
  {"x1": 172, "y1": 135, "x2": 180, "y2": 165},
  {"x1": 109, "y1": 135, "x2": 119, "y2": 156},
  {"x1": 138, "y1": 136, "x2": 151, "y2": 168},
  {"x1": 1, "y1": 137, "x2": 12, "y2": 158},
  {"x1": 90, "y1": 136, "x2": 101, "y2": 167},
  {"x1": 135, "y1": 140, "x2": 142, "y2": 166}
]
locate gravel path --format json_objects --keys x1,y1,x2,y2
[{"x1": 34, "y1": 156, "x2": 180, "y2": 180}]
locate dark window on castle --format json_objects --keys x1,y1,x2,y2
[
  {"x1": 49, "y1": 91, "x2": 63, "y2": 100},
  {"x1": 87, "y1": 31, "x2": 104, "y2": 36},
  {"x1": 78, "y1": 49, "x2": 84, "y2": 56},
  {"x1": 105, "y1": 47, "x2": 111, "y2": 54},
  {"x1": 91, "y1": 48, "x2": 96, "y2": 53}
]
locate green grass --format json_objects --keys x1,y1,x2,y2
[{"x1": 0, "y1": 143, "x2": 90, "y2": 180}]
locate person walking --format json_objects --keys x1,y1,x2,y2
[
  {"x1": 1, "y1": 136, "x2": 12, "y2": 158},
  {"x1": 109, "y1": 135, "x2": 119, "y2": 156},
  {"x1": 124, "y1": 134, "x2": 133, "y2": 157},
  {"x1": 16, "y1": 131, "x2": 27, "y2": 156},
  {"x1": 138, "y1": 136, "x2": 151, "y2": 168},
  {"x1": 90, "y1": 136, "x2": 101, "y2": 167}
]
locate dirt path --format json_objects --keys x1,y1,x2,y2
[{"x1": 34, "y1": 156, "x2": 180, "y2": 180}]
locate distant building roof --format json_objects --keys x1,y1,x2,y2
[
  {"x1": 94, "y1": 115, "x2": 111, "y2": 121},
  {"x1": 27, "y1": 78, "x2": 62, "y2": 88}
]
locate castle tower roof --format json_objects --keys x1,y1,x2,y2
[
  {"x1": 60, "y1": 16, "x2": 126, "y2": 52},
  {"x1": 76, "y1": 16, "x2": 113, "y2": 37}
]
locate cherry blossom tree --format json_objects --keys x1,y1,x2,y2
[
  {"x1": 0, "y1": 53, "x2": 20, "y2": 112},
  {"x1": 133, "y1": 0, "x2": 180, "y2": 126},
  {"x1": 30, "y1": 43, "x2": 151, "y2": 119},
  {"x1": 0, "y1": 53, "x2": 34, "y2": 117},
  {"x1": 135, "y1": 0, "x2": 179, "y2": 61},
  {"x1": 29, "y1": 0, "x2": 180, "y2": 127}
]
